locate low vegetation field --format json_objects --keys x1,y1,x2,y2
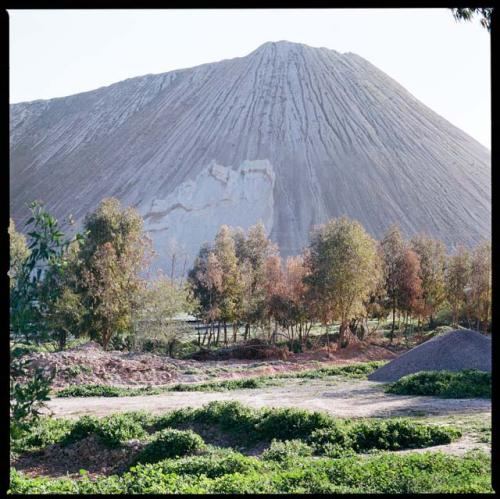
[{"x1": 10, "y1": 401, "x2": 492, "y2": 494}]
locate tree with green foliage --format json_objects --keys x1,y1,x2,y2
[
  {"x1": 466, "y1": 241, "x2": 491, "y2": 332},
  {"x1": 188, "y1": 244, "x2": 224, "y2": 346},
  {"x1": 305, "y1": 217, "x2": 381, "y2": 348},
  {"x1": 235, "y1": 222, "x2": 278, "y2": 339},
  {"x1": 397, "y1": 248, "x2": 424, "y2": 338},
  {"x1": 445, "y1": 246, "x2": 472, "y2": 327},
  {"x1": 10, "y1": 351, "x2": 55, "y2": 436},
  {"x1": 452, "y1": 8, "x2": 492, "y2": 31},
  {"x1": 380, "y1": 225, "x2": 406, "y2": 342},
  {"x1": 77, "y1": 198, "x2": 152, "y2": 349},
  {"x1": 8, "y1": 218, "x2": 30, "y2": 289},
  {"x1": 213, "y1": 225, "x2": 244, "y2": 345},
  {"x1": 134, "y1": 272, "x2": 194, "y2": 356},
  {"x1": 411, "y1": 234, "x2": 447, "y2": 328},
  {"x1": 10, "y1": 202, "x2": 83, "y2": 343}
]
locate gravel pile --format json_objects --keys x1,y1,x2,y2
[{"x1": 368, "y1": 329, "x2": 491, "y2": 382}]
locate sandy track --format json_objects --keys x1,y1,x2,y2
[{"x1": 46, "y1": 379, "x2": 490, "y2": 420}]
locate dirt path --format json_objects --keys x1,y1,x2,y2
[{"x1": 46, "y1": 379, "x2": 490, "y2": 420}]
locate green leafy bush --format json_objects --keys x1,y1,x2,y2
[
  {"x1": 135, "y1": 428, "x2": 205, "y2": 464},
  {"x1": 255, "y1": 407, "x2": 334, "y2": 441},
  {"x1": 140, "y1": 447, "x2": 262, "y2": 478},
  {"x1": 10, "y1": 450, "x2": 493, "y2": 494},
  {"x1": 349, "y1": 419, "x2": 460, "y2": 451},
  {"x1": 10, "y1": 354, "x2": 55, "y2": 434},
  {"x1": 262, "y1": 439, "x2": 313, "y2": 462},
  {"x1": 307, "y1": 418, "x2": 459, "y2": 455},
  {"x1": 153, "y1": 402, "x2": 460, "y2": 452},
  {"x1": 63, "y1": 413, "x2": 147, "y2": 447},
  {"x1": 55, "y1": 384, "x2": 163, "y2": 397},
  {"x1": 386, "y1": 370, "x2": 491, "y2": 398},
  {"x1": 61, "y1": 415, "x2": 100, "y2": 445},
  {"x1": 308, "y1": 423, "x2": 355, "y2": 456},
  {"x1": 11, "y1": 417, "x2": 74, "y2": 456},
  {"x1": 276, "y1": 360, "x2": 386, "y2": 380}
]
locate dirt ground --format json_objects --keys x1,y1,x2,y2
[
  {"x1": 44, "y1": 378, "x2": 491, "y2": 458},
  {"x1": 45, "y1": 378, "x2": 490, "y2": 420},
  {"x1": 24, "y1": 340, "x2": 398, "y2": 389}
]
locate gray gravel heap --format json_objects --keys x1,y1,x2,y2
[{"x1": 368, "y1": 329, "x2": 491, "y2": 382}]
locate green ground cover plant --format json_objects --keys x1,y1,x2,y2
[
  {"x1": 134, "y1": 429, "x2": 206, "y2": 464},
  {"x1": 12, "y1": 401, "x2": 461, "y2": 456},
  {"x1": 10, "y1": 450, "x2": 492, "y2": 494},
  {"x1": 154, "y1": 401, "x2": 460, "y2": 450},
  {"x1": 10, "y1": 402, "x2": 484, "y2": 494},
  {"x1": 55, "y1": 361, "x2": 386, "y2": 398},
  {"x1": 55, "y1": 376, "x2": 281, "y2": 398},
  {"x1": 62, "y1": 412, "x2": 149, "y2": 447},
  {"x1": 386, "y1": 369, "x2": 491, "y2": 398}
]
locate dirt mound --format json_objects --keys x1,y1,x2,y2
[
  {"x1": 368, "y1": 329, "x2": 491, "y2": 382},
  {"x1": 23, "y1": 342, "x2": 186, "y2": 388}
]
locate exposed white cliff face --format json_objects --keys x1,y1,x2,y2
[
  {"x1": 10, "y1": 40, "x2": 491, "y2": 272},
  {"x1": 140, "y1": 159, "x2": 275, "y2": 270}
]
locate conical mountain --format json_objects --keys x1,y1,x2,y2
[{"x1": 10, "y1": 41, "x2": 491, "y2": 271}]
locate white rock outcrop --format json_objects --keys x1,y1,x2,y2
[{"x1": 141, "y1": 159, "x2": 275, "y2": 270}]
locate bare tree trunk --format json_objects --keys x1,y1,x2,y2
[
  {"x1": 58, "y1": 330, "x2": 67, "y2": 351},
  {"x1": 391, "y1": 300, "x2": 396, "y2": 344},
  {"x1": 223, "y1": 322, "x2": 228, "y2": 345},
  {"x1": 233, "y1": 323, "x2": 237, "y2": 343},
  {"x1": 102, "y1": 328, "x2": 111, "y2": 350},
  {"x1": 216, "y1": 322, "x2": 220, "y2": 346},
  {"x1": 208, "y1": 322, "x2": 214, "y2": 346},
  {"x1": 338, "y1": 320, "x2": 358, "y2": 349}
]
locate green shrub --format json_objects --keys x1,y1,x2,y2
[
  {"x1": 135, "y1": 428, "x2": 205, "y2": 464},
  {"x1": 153, "y1": 402, "x2": 460, "y2": 452},
  {"x1": 11, "y1": 417, "x2": 74, "y2": 455},
  {"x1": 307, "y1": 418, "x2": 460, "y2": 454},
  {"x1": 61, "y1": 415, "x2": 100, "y2": 445},
  {"x1": 350, "y1": 419, "x2": 460, "y2": 451},
  {"x1": 63, "y1": 413, "x2": 147, "y2": 447},
  {"x1": 10, "y1": 451, "x2": 493, "y2": 494},
  {"x1": 142, "y1": 447, "x2": 262, "y2": 478},
  {"x1": 387, "y1": 370, "x2": 491, "y2": 398},
  {"x1": 276, "y1": 361, "x2": 386, "y2": 380},
  {"x1": 65, "y1": 364, "x2": 92, "y2": 378},
  {"x1": 256, "y1": 407, "x2": 334, "y2": 441},
  {"x1": 262, "y1": 439, "x2": 314, "y2": 462},
  {"x1": 97, "y1": 413, "x2": 149, "y2": 447},
  {"x1": 308, "y1": 423, "x2": 355, "y2": 456},
  {"x1": 56, "y1": 384, "x2": 163, "y2": 397}
]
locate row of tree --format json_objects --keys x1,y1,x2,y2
[
  {"x1": 10, "y1": 198, "x2": 491, "y2": 351},
  {"x1": 189, "y1": 219, "x2": 491, "y2": 348}
]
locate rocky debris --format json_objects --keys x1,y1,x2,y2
[
  {"x1": 368, "y1": 329, "x2": 491, "y2": 382},
  {"x1": 16, "y1": 340, "x2": 402, "y2": 390},
  {"x1": 22, "y1": 342, "x2": 189, "y2": 388}
]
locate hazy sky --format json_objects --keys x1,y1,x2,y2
[{"x1": 9, "y1": 9, "x2": 491, "y2": 148}]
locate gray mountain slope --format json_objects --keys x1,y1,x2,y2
[{"x1": 10, "y1": 41, "x2": 491, "y2": 272}]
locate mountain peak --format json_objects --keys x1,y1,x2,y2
[
  {"x1": 10, "y1": 42, "x2": 490, "y2": 274},
  {"x1": 252, "y1": 40, "x2": 310, "y2": 54}
]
